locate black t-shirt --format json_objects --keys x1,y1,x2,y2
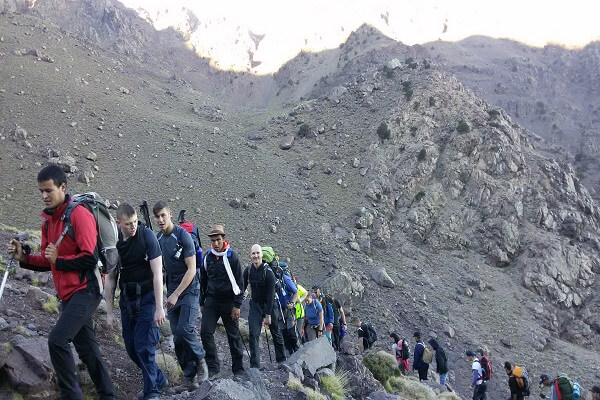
[{"x1": 117, "y1": 224, "x2": 161, "y2": 284}]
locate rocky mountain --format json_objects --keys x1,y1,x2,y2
[{"x1": 0, "y1": 1, "x2": 599, "y2": 399}]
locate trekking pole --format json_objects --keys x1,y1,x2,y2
[
  {"x1": 264, "y1": 323, "x2": 273, "y2": 363},
  {"x1": 240, "y1": 334, "x2": 251, "y2": 359},
  {"x1": 0, "y1": 258, "x2": 16, "y2": 303}
]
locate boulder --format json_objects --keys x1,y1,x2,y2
[
  {"x1": 3, "y1": 336, "x2": 57, "y2": 395},
  {"x1": 48, "y1": 155, "x2": 77, "y2": 173},
  {"x1": 367, "y1": 391, "x2": 407, "y2": 400},
  {"x1": 280, "y1": 135, "x2": 295, "y2": 150},
  {"x1": 285, "y1": 336, "x2": 336, "y2": 376},
  {"x1": 371, "y1": 268, "x2": 395, "y2": 288},
  {"x1": 336, "y1": 354, "x2": 384, "y2": 399},
  {"x1": 323, "y1": 271, "x2": 365, "y2": 308}
]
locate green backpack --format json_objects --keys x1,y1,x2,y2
[
  {"x1": 261, "y1": 246, "x2": 279, "y2": 265},
  {"x1": 555, "y1": 373, "x2": 573, "y2": 400}
]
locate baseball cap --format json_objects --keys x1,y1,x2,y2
[{"x1": 466, "y1": 350, "x2": 476, "y2": 357}]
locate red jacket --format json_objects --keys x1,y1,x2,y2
[{"x1": 22, "y1": 196, "x2": 98, "y2": 301}]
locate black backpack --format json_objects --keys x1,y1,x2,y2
[
  {"x1": 367, "y1": 324, "x2": 378, "y2": 344},
  {"x1": 401, "y1": 339, "x2": 411, "y2": 360}
]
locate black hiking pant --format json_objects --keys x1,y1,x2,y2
[
  {"x1": 248, "y1": 300, "x2": 286, "y2": 367},
  {"x1": 332, "y1": 324, "x2": 342, "y2": 351},
  {"x1": 473, "y1": 382, "x2": 487, "y2": 400},
  {"x1": 48, "y1": 286, "x2": 116, "y2": 400},
  {"x1": 417, "y1": 364, "x2": 429, "y2": 381},
  {"x1": 281, "y1": 307, "x2": 299, "y2": 355},
  {"x1": 200, "y1": 296, "x2": 244, "y2": 374}
]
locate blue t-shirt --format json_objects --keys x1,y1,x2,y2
[
  {"x1": 157, "y1": 225, "x2": 198, "y2": 296},
  {"x1": 304, "y1": 299, "x2": 323, "y2": 326},
  {"x1": 278, "y1": 274, "x2": 297, "y2": 307}
]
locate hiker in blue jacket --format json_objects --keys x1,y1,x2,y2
[
  {"x1": 413, "y1": 331, "x2": 428, "y2": 381},
  {"x1": 303, "y1": 294, "x2": 324, "y2": 342}
]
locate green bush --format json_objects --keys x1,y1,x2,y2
[
  {"x1": 156, "y1": 352, "x2": 181, "y2": 381},
  {"x1": 363, "y1": 351, "x2": 399, "y2": 386},
  {"x1": 414, "y1": 191, "x2": 426, "y2": 202},
  {"x1": 298, "y1": 123, "x2": 311, "y2": 137},
  {"x1": 438, "y1": 392, "x2": 462, "y2": 399},
  {"x1": 417, "y1": 148, "x2": 426, "y2": 161},
  {"x1": 388, "y1": 375, "x2": 437, "y2": 400},
  {"x1": 377, "y1": 122, "x2": 391, "y2": 141},
  {"x1": 456, "y1": 121, "x2": 471, "y2": 133},
  {"x1": 42, "y1": 296, "x2": 59, "y2": 314},
  {"x1": 321, "y1": 370, "x2": 350, "y2": 400},
  {"x1": 410, "y1": 126, "x2": 418, "y2": 136}
]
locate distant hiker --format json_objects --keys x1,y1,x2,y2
[
  {"x1": 199, "y1": 224, "x2": 245, "y2": 378},
  {"x1": 7, "y1": 165, "x2": 116, "y2": 399},
  {"x1": 413, "y1": 331, "x2": 429, "y2": 381},
  {"x1": 313, "y1": 286, "x2": 334, "y2": 344},
  {"x1": 293, "y1": 280, "x2": 308, "y2": 343},
  {"x1": 242, "y1": 244, "x2": 286, "y2": 368},
  {"x1": 153, "y1": 201, "x2": 207, "y2": 390},
  {"x1": 466, "y1": 350, "x2": 487, "y2": 400},
  {"x1": 539, "y1": 373, "x2": 581, "y2": 400},
  {"x1": 105, "y1": 203, "x2": 171, "y2": 399},
  {"x1": 478, "y1": 348, "x2": 492, "y2": 382},
  {"x1": 353, "y1": 317, "x2": 377, "y2": 354},
  {"x1": 304, "y1": 294, "x2": 324, "y2": 342},
  {"x1": 272, "y1": 260, "x2": 298, "y2": 356},
  {"x1": 390, "y1": 332, "x2": 409, "y2": 374},
  {"x1": 428, "y1": 338, "x2": 449, "y2": 386},
  {"x1": 504, "y1": 362, "x2": 530, "y2": 400},
  {"x1": 592, "y1": 385, "x2": 600, "y2": 400},
  {"x1": 326, "y1": 293, "x2": 347, "y2": 351}
]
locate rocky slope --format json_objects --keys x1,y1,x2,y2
[{"x1": 0, "y1": 3, "x2": 599, "y2": 399}]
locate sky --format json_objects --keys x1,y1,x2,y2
[{"x1": 119, "y1": 0, "x2": 600, "y2": 74}]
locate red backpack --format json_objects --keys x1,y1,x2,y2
[{"x1": 480, "y1": 355, "x2": 492, "y2": 381}]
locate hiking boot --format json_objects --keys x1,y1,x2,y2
[
  {"x1": 137, "y1": 379, "x2": 169, "y2": 399},
  {"x1": 164, "y1": 377, "x2": 199, "y2": 394},
  {"x1": 208, "y1": 369, "x2": 220, "y2": 381},
  {"x1": 233, "y1": 370, "x2": 247, "y2": 382},
  {"x1": 196, "y1": 358, "x2": 209, "y2": 383}
]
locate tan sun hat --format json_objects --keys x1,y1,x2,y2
[{"x1": 207, "y1": 224, "x2": 226, "y2": 237}]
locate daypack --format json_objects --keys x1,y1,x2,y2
[
  {"x1": 401, "y1": 339, "x2": 411, "y2": 360},
  {"x1": 262, "y1": 246, "x2": 279, "y2": 266},
  {"x1": 367, "y1": 323, "x2": 378, "y2": 344},
  {"x1": 512, "y1": 366, "x2": 530, "y2": 397},
  {"x1": 55, "y1": 192, "x2": 119, "y2": 275},
  {"x1": 480, "y1": 355, "x2": 492, "y2": 381},
  {"x1": 177, "y1": 210, "x2": 202, "y2": 268},
  {"x1": 555, "y1": 373, "x2": 574, "y2": 400},
  {"x1": 422, "y1": 344, "x2": 434, "y2": 364}
]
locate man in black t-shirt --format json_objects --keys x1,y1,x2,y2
[{"x1": 105, "y1": 203, "x2": 169, "y2": 399}]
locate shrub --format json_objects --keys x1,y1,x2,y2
[
  {"x1": 156, "y1": 352, "x2": 181, "y2": 381},
  {"x1": 417, "y1": 148, "x2": 426, "y2": 161},
  {"x1": 414, "y1": 191, "x2": 426, "y2": 202},
  {"x1": 383, "y1": 65, "x2": 395, "y2": 78},
  {"x1": 410, "y1": 126, "x2": 418, "y2": 136},
  {"x1": 320, "y1": 370, "x2": 350, "y2": 400},
  {"x1": 377, "y1": 122, "x2": 391, "y2": 141},
  {"x1": 363, "y1": 351, "x2": 399, "y2": 386},
  {"x1": 298, "y1": 123, "x2": 311, "y2": 137},
  {"x1": 456, "y1": 121, "x2": 471, "y2": 133},
  {"x1": 42, "y1": 296, "x2": 59, "y2": 314},
  {"x1": 438, "y1": 392, "x2": 462, "y2": 399},
  {"x1": 388, "y1": 375, "x2": 437, "y2": 400},
  {"x1": 31, "y1": 278, "x2": 40, "y2": 287},
  {"x1": 286, "y1": 378, "x2": 303, "y2": 390}
]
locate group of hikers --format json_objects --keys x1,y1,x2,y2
[
  {"x1": 380, "y1": 331, "x2": 598, "y2": 400},
  {"x1": 4, "y1": 165, "x2": 598, "y2": 400},
  {"x1": 4, "y1": 165, "x2": 353, "y2": 399}
]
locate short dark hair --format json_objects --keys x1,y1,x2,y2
[
  {"x1": 390, "y1": 332, "x2": 401, "y2": 342},
  {"x1": 117, "y1": 203, "x2": 136, "y2": 220},
  {"x1": 504, "y1": 362, "x2": 512, "y2": 370},
  {"x1": 37, "y1": 164, "x2": 67, "y2": 187},
  {"x1": 351, "y1": 316, "x2": 360, "y2": 324},
  {"x1": 478, "y1": 348, "x2": 486, "y2": 356},
  {"x1": 591, "y1": 385, "x2": 600, "y2": 393},
  {"x1": 152, "y1": 200, "x2": 169, "y2": 215}
]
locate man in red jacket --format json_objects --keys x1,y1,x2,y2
[{"x1": 8, "y1": 165, "x2": 116, "y2": 399}]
